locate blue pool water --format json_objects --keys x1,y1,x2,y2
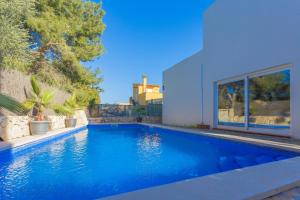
[{"x1": 0, "y1": 124, "x2": 298, "y2": 199}]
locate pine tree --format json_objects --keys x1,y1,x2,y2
[
  {"x1": 0, "y1": 0, "x2": 34, "y2": 70},
  {"x1": 27, "y1": 0, "x2": 105, "y2": 104}
]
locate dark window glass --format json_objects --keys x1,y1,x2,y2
[
  {"x1": 218, "y1": 80, "x2": 245, "y2": 125},
  {"x1": 249, "y1": 70, "x2": 290, "y2": 127}
]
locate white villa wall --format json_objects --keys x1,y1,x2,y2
[
  {"x1": 163, "y1": 0, "x2": 300, "y2": 138},
  {"x1": 163, "y1": 52, "x2": 203, "y2": 126}
]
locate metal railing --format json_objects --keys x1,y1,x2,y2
[{"x1": 88, "y1": 103, "x2": 162, "y2": 118}]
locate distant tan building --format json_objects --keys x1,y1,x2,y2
[{"x1": 131, "y1": 75, "x2": 162, "y2": 106}]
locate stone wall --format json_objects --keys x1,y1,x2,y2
[
  {"x1": 74, "y1": 110, "x2": 89, "y2": 126},
  {"x1": 47, "y1": 116, "x2": 66, "y2": 130},
  {"x1": 47, "y1": 110, "x2": 88, "y2": 130},
  {"x1": 0, "y1": 116, "x2": 30, "y2": 141},
  {"x1": 0, "y1": 110, "x2": 88, "y2": 141},
  {"x1": 0, "y1": 69, "x2": 70, "y2": 116},
  {"x1": 89, "y1": 116, "x2": 162, "y2": 124}
]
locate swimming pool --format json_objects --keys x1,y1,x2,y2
[{"x1": 0, "y1": 124, "x2": 298, "y2": 199}]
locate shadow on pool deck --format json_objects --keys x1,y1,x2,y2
[
  {"x1": 264, "y1": 186, "x2": 300, "y2": 200},
  {"x1": 207, "y1": 128, "x2": 300, "y2": 152}
]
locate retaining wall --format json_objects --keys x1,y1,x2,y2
[
  {"x1": 0, "y1": 69, "x2": 70, "y2": 116},
  {"x1": 0, "y1": 110, "x2": 88, "y2": 141}
]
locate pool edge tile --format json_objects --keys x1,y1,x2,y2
[{"x1": 101, "y1": 157, "x2": 300, "y2": 200}]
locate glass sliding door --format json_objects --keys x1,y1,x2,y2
[
  {"x1": 218, "y1": 80, "x2": 245, "y2": 126},
  {"x1": 249, "y1": 70, "x2": 290, "y2": 128},
  {"x1": 217, "y1": 68, "x2": 291, "y2": 130}
]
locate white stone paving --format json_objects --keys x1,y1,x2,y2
[
  {"x1": 264, "y1": 187, "x2": 300, "y2": 200},
  {"x1": 0, "y1": 125, "x2": 86, "y2": 151},
  {"x1": 102, "y1": 157, "x2": 300, "y2": 200}
]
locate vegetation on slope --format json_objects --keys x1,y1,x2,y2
[
  {"x1": 0, "y1": 0, "x2": 35, "y2": 70},
  {"x1": 0, "y1": 0, "x2": 105, "y2": 106}
]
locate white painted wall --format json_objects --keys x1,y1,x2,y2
[
  {"x1": 163, "y1": 0, "x2": 300, "y2": 138},
  {"x1": 163, "y1": 52, "x2": 204, "y2": 126}
]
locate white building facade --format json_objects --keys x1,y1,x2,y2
[{"x1": 163, "y1": 0, "x2": 300, "y2": 138}]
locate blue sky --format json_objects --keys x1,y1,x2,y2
[{"x1": 84, "y1": 0, "x2": 213, "y2": 103}]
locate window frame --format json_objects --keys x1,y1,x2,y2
[{"x1": 215, "y1": 64, "x2": 291, "y2": 134}]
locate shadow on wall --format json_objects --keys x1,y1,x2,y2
[{"x1": 0, "y1": 69, "x2": 70, "y2": 116}]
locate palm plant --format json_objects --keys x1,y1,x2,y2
[
  {"x1": 133, "y1": 106, "x2": 147, "y2": 122},
  {"x1": 53, "y1": 93, "x2": 80, "y2": 127},
  {"x1": 53, "y1": 105, "x2": 74, "y2": 117},
  {"x1": 23, "y1": 76, "x2": 54, "y2": 121},
  {"x1": 0, "y1": 93, "x2": 29, "y2": 115},
  {"x1": 64, "y1": 93, "x2": 80, "y2": 113},
  {"x1": 53, "y1": 93, "x2": 79, "y2": 117}
]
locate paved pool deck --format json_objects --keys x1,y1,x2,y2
[
  {"x1": 264, "y1": 186, "x2": 300, "y2": 200},
  {"x1": 0, "y1": 125, "x2": 86, "y2": 152},
  {"x1": 144, "y1": 123, "x2": 300, "y2": 153},
  {"x1": 102, "y1": 157, "x2": 300, "y2": 200}
]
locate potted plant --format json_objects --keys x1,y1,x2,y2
[
  {"x1": 23, "y1": 76, "x2": 54, "y2": 135},
  {"x1": 53, "y1": 94, "x2": 79, "y2": 128},
  {"x1": 133, "y1": 106, "x2": 147, "y2": 122}
]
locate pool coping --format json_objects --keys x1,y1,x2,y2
[
  {"x1": 141, "y1": 123, "x2": 300, "y2": 153},
  {"x1": 102, "y1": 157, "x2": 300, "y2": 200},
  {"x1": 94, "y1": 123, "x2": 300, "y2": 200},
  {"x1": 0, "y1": 125, "x2": 87, "y2": 152}
]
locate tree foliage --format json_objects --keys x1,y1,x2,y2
[
  {"x1": 0, "y1": 0, "x2": 34, "y2": 70},
  {"x1": 218, "y1": 81, "x2": 244, "y2": 109},
  {"x1": 0, "y1": 0, "x2": 105, "y2": 106},
  {"x1": 249, "y1": 71, "x2": 290, "y2": 101},
  {"x1": 27, "y1": 0, "x2": 105, "y2": 90}
]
